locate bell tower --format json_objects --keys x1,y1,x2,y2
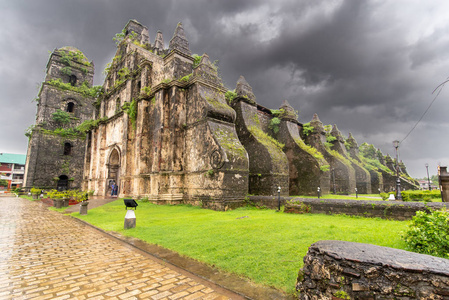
[{"x1": 24, "y1": 47, "x2": 96, "y2": 190}]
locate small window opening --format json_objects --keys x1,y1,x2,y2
[
  {"x1": 66, "y1": 102, "x2": 75, "y2": 113},
  {"x1": 137, "y1": 81, "x2": 141, "y2": 91},
  {"x1": 69, "y1": 75, "x2": 77, "y2": 86},
  {"x1": 115, "y1": 98, "x2": 121, "y2": 113},
  {"x1": 63, "y1": 142, "x2": 72, "y2": 155}
]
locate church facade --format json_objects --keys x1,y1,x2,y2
[{"x1": 24, "y1": 20, "x2": 418, "y2": 209}]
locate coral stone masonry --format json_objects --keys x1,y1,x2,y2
[
  {"x1": 297, "y1": 240, "x2": 449, "y2": 299},
  {"x1": 25, "y1": 19, "x2": 419, "y2": 207}
]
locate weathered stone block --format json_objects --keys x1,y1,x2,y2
[{"x1": 297, "y1": 240, "x2": 449, "y2": 299}]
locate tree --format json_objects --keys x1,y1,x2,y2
[
  {"x1": 431, "y1": 175, "x2": 439, "y2": 187},
  {"x1": 0, "y1": 179, "x2": 8, "y2": 187},
  {"x1": 359, "y1": 142, "x2": 377, "y2": 159}
]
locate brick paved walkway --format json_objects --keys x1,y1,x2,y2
[{"x1": 0, "y1": 197, "x2": 243, "y2": 300}]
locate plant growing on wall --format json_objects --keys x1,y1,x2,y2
[
  {"x1": 192, "y1": 54, "x2": 202, "y2": 68},
  {"x1": 61, "y1": 66, "x2": 72, "y2": 76},
  {"x1": 225, "y1": 90, "x2": 237, "y2": 105},
  {"x1": 52, "y1": 109, "x2": 73, "y2": 124},
  {"x1": 269, "y1": 117, "x2": 281, "y2": 134},
  {"x1": 320, "y1": 165, "x2": 330, "y2": 172},
  {"x1": 47, "y1": 78, "x2": 103, "y2": 98},
  {"x1": 24, "y1": 124, "x2": 36, "y2": 139},
  {"x1": 325, "y1": 135, "x2": 337, "y2": 149},
  {"x1": 122, "y1": 98, "x2": 138, "y2": 129},
  {"x1": 302, "y1": 123, "x2": 314, "y2": 136},
  {"x1": 76, "y1": 117, "x2": 108, "y2": 133},
  {"x1": 113, "y1": 28, "x2": 126, "y2": 46},
  {"x1": 58, "y1": 49, "x2": 91, "y2": 67},
  {"x1": 179, "y1": 73, "x2": 192, "y2": 82}
]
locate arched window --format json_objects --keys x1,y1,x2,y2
[
  {"x1": 63, "y1": 142, "x2": 72, "y2": 155},
  {"x1": 57, "y1": 175, "x2": 69, "y2": 191},
  {"x1": 66, "y1": 102, "x2": 75, "y2": 113},
  {"x1": 69, "y1": 75, "x2": 77, "y2": 86}
]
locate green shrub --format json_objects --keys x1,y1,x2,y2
[
  {"x1": 380, "y1": 192, "x2": 393, "y2": 200},
  {"x1": 402, "y1": 209, "x2": 449, "y2": 258},
  {"x1": 30, "y1": 187, "x2": 41, "y2": 195},
  {"x1": 401, "y1": 190, "x2": 441, "y2": 202}
]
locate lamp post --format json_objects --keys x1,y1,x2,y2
[
  {"x1": 332, "y1": 168, "x2": 336, "y2": 194},
  {"x1": 393, "y1": 140, "x2": 402, "y2": 200},
  {"x1": 277, "y1": 186, "x2": 281, "y2": 211},
  {"x1": 425, "y1": 163, "x2": 431, "y2": 191}
]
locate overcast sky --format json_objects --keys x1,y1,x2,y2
[{"x1": 1, "y1": 0, "x2": 448, "y2": 178}]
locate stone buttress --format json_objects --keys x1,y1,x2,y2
[
  {"x1": 232, "y1": 76, "x2": 289, "y2": 196},
  {"x1": 347, "y1": 133, "x2": 383, "y2": 193},
  {"x1": 330, "y1": 126, "x2": 371, "y2": 194},
  {"x1": 304, "y1": 114, "x2": 356, "y2": 194},
  {"x1": 276, "y1": 101, "x2": 330, "y2": 195}
]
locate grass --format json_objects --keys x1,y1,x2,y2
[
  {"x1": 49, "y1": 206, "x2": 69, "y2": 213},
  {"x1": 20, "y1": 195, "x2": 37, "y2": 201},
  {"x1": 73, "y1": 200, "x2": 409, "y2": 294}
]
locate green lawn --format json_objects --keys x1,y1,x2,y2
[{"x1": 74, "y1": 200, "x2": 409, "y2": 294}]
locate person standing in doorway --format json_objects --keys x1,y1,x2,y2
[
  {"x1": 113, "y1": 183, "x2": 118, "y2": 197},
  {"x1": 110, "y1": 181, "x2": 115, "y2": 197}
]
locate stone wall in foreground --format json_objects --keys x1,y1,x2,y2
[{"x1": 297, "y1": 240, "x2": 449, "y2": 300}]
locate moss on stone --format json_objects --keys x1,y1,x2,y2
[
  {"x1": 205, "y1": 96, "x2": 230, "y2": 110},
  {"x1": 328, "y1": 149, "x2": 352, "y2": 168},
  {"x1": 248, "y1": 125, "x2": 286, "y2": 167},
  {"x1": 294, "y1": 138, "x2": 324, "y2": 160},
  {"x1": 213, "y1": 127, "x2": 247, "y2": 159}
]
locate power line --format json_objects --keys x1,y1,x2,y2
[{"x1": 400, "y1": 78, "x2": 448, "y2": 144}]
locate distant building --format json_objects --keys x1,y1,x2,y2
[
  {"x1": 0, "y1": 153, "x2": 26, "y2": 191},
  {"x1": 418, "y1": 180, "x2": 438, "y2": 190}
]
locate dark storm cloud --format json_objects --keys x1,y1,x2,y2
[{"x1": 1, "y1": 0, "x2": 448, "y2": 177}]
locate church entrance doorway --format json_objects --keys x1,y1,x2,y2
[{"x1": 107, "y1": 149, "x2": 120, "y2": 196}]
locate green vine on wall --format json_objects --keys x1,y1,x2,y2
[
  {"x1": 58, "y1": 49, "x2": 92, "y2": 67},
  {"x1": 52, "y1": 109, "x2": 74, "y2": 124},
  {"x1": 122, "y1": 98, "x2": 138, "y2": 129},
  {"x1": 47, "y1": 78, "x2": 103, "y2": 98}
]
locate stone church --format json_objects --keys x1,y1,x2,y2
[{"x1": 24, "y1": 20, "x2": 418, "y2": 209}]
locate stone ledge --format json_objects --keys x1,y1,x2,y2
[
  {"x1": 297, "y1": 240, "x2": 449, "y2": 299},
  {"x1": 285, "y1": 198, "x2": 448, "y2": 220}
]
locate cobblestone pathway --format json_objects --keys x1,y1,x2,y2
[{"x1": 0, "y1": 198, "x2": 243, "y2": 300}]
